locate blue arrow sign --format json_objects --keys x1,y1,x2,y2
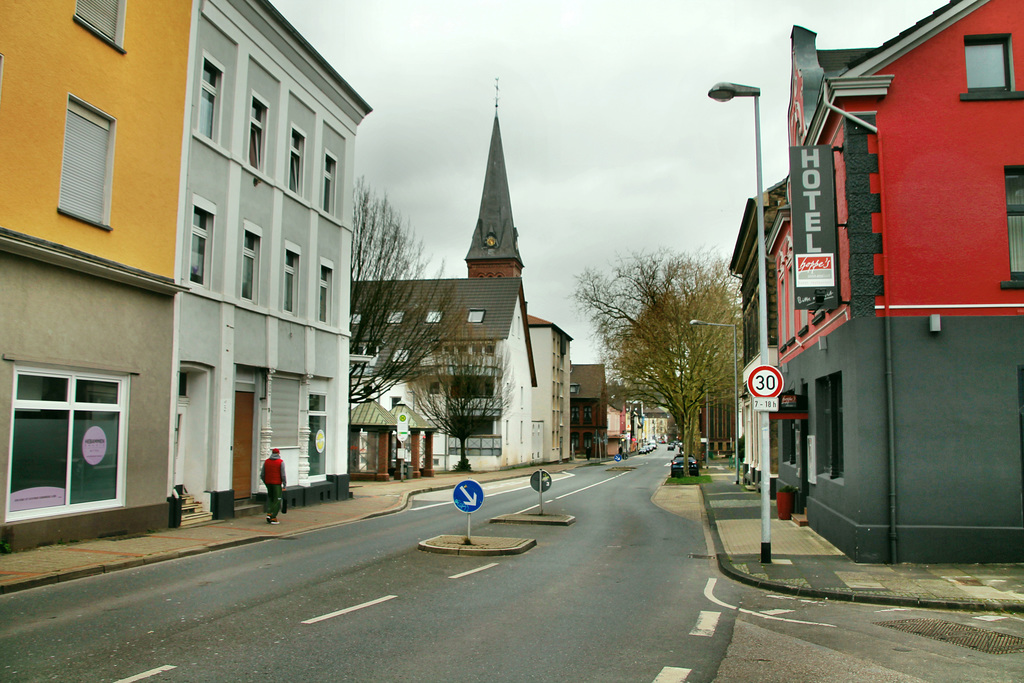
[{"x1": 453, "y1": 479, "x2": 484, "y2": 513}]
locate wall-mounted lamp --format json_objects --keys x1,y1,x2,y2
[
  {"x1": 818, "y1": 336, "x2": 828, "y2": 351},
  {"x1": 929, "y1": 314, "x2": 941, "y2": 333}
]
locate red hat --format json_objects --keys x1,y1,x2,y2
[{"x1": 272, "y1": 448, "x2": 280, "y2": 454}]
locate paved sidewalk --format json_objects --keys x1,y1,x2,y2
[
  {"x1": 0, "y1": 460, "x2": 584, "y2": 594},
  {"x1": 701, "y1": 462, "x2": 1024, "y2": 612}
]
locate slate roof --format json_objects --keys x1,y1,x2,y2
[
  {"x1": 571, "y1": 364, "x2": 606, "y2": 400},
  {"x1": 466, "y1": 115, "x2": 523, "y2": 268},
  {"x1": 844, "y1": 0, "x2": 965, "y2": 73}
]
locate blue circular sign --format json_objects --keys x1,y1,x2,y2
[
  {"x1": 614, "y1": 454, "x2": 622, "y2": 462},
  {"x1": 453, "y1": 479, "x2": 484, "y2": 513}
]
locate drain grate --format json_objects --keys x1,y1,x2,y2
[{"x1": 876, "y1": 618, "x2": 1024, "y2": 655}]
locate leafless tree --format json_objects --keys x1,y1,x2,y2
[
  {"x1": 410, "y1": 340, "x2": 514, "y2": 471},
  {"x1": 574, "y1": 249, "x2": 739, "y2": 458},
  {"x1": 349, "y1": 178, "x2": 458, "y2": 405}
]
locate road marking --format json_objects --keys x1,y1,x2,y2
[
  {"x1": 651, "y1": 666, "x2": 691, "y2": 682},
  {"x1": 703, "y1": 578, "x2": 835, "y2": 628},
  {"x1": 302, "y1": 595, "x2": 397, "y2": 624},
  {"x1": 412, "y1": 474, "x2": 574, "y2": 510},
  {"x1": 555, "y1": 471, "x2": 630, "y2": 499},
  {"x1": 762, "y1": 609, "x2": 794, "y2": 616},
  {"x1": 690, "y1": 611, "x2": 720, "y2": 637},
  {"x1": 411, "y1": 501, "x2": 449, "y2": 511},
  {"x1": 449, "y1": 562, "x2": 499, "y2": 579},
  {"x1": 113, "y1": 666, "x2": 177, "y2": 683}
]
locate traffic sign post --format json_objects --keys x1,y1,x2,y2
[
  {"x1": 453, "y1": 479, "x2": 484, "y2": 543},
  {"x1": 395, "y1": 408, "x2": 410, "y2": 480},
  {"x1": 530, "y1": 469, "x2": 552, "y2": 515}
]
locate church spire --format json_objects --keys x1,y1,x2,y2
[{"x1": 466, "y1": 114, "x2": 523, "y2": 278}]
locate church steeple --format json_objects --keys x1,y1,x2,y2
[{"x1": 466, "y1": 114, "x2": 523, "y2": 278}]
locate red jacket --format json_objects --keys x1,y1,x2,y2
[{"x1": 261, "y1": 455, "x2": 286, "y2": 486}]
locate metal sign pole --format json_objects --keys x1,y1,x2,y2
[
  {"x1": 466, "y1": 512, "x2": 472, "y2": 544},
  {"x1": 539, "y1": 482, "x2": 544, "y2": 516}
]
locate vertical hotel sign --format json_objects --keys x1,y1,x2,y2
[{"x1": 789, "y1": 145, "x2": 838, "y2": 310}]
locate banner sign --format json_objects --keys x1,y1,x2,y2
[{"x1": 789, "y1": 145, "x2": 838, "y2": 310}]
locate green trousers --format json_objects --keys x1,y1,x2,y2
[{"x1": 265, "y1": 484, "x2": 282, "y2": 518}]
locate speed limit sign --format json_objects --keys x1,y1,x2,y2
[{"x1": 747, "y1": 365, "x2": 783, "y2": 398}]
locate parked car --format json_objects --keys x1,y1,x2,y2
[
  {"x1": 670, "y1": 455, "x2": 688, "y2": 477},
  {"x1": 667, "y1": 443, "x2": 675, "y2": 451}
]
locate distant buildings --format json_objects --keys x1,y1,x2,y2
[{"x1": 569, "y1": 364, "x2": 609, "y2": 459}]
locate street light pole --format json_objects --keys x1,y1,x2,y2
[
  {"x1": 708, "y1": 81, "x2": 772, "y2": 563},
  {"x1": 690, "y1": 320, "x2": 740, "y2": 486}
]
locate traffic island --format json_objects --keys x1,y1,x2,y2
[
  {"x1": 489, "y1": 513, "x2": 575, "y2": 526},
  {"x1": 418, "y1": 535, "x2": 536, "y2": 556}
]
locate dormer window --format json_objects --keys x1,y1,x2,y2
[
  {"x1": 388, "y1": 311, "x2": 404, "y2": 324},
  {"x1": 570, "y1": 383, "x2": 581, "y2": 394},
  {"x1": 426, "y1": 311, "x2": 442, "y2": 323},
  {"x1": 468, "y1": 310, "x2": 485, "y2": 323}
]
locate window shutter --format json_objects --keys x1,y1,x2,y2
[
  {"x1": 60, "y1": 108, "x2": 109, "y2": 224},
  {"x1": 271, "y1": 378, "x2": 300, "y2": 447},
  {"x1": 76, "y1": 0, "x2": 119, "y2": 42}
]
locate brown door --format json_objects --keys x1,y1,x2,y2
[{"x1": 233, "y1": 391, "x2": 255, "y2": 499}]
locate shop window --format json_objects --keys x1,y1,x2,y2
[
  {"x1": 815, "y1": 372, "x2": 844, "y2": 478},
  {"x1": 9, "y1": 368, "x2": 126, "y2": 519},
  {"x1": 308, "y1": 393, "x2": 326, "y2": 478}
]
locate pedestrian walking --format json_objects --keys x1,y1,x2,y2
[{"x1": 260, "y1": 448, "x2": 287, "y2": 524}]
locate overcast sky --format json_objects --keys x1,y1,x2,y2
[{"x1": 271, "y1": 0, "x2": 945, "y2": 364}]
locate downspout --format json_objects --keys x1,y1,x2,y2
[{"x1": 825, "y1": 95, "x2": 896, "y2": 563}]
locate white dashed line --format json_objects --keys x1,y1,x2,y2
[
  {"x1": 652, "y1": 666, "x2": 691, "y2": 682},
  {"x1": 449, "y1": 562, "x2": 499, "y2": 579},
  {"x1": 302, "y1": 595, "x2": 397, "y2": 624},
  {"x1": 690, "y1": 611, "x2": 721, "y2": 637},
  {"x1": 113, "y1": 666, "x2": 177, "y2": 683},
  {"x1": 704, "y1": 578, "x2": 835, "y2": 628}
]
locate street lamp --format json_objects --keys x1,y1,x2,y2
[
  {"x1": 708, "y1": 80, "x2": 772, "y2": 563},
  {"x1": 690, "y1": 320, "x2": 740, "y2": 487}
]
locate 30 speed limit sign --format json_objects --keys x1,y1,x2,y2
[{"x1": 748, "y1": 365, "x2": 783, "y2": 411}]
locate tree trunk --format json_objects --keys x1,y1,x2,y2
[{"x1": 458, "y1": 437, "x2": 471, "y2": 471}]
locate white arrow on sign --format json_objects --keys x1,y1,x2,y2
[{"x1": 459, "y1": 485, "x2": 478, "y2": 507}]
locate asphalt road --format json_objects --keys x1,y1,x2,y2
[{"x1": 0, "y1": 451, "x2": 739, "y2": 682}]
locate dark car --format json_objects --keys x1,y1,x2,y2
[
  {"x1": 670, "y1": 455, "x2": 688, "y2": 478},
  {"x1": 667, "y1": 443, "x2": 675, "y2": 451}
]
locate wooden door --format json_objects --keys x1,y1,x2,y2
[{"x1": 233, "y1": 391, "x2": 254, "y2": 499}]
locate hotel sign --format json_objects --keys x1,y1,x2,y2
[{"x1": 789, "y1": 145, "x2": 838, "y2": 310}]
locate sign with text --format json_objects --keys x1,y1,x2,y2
[{"x1": 790, "y1": 145, "x2": 838, "y2": 311}]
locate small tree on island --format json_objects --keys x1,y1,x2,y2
[{"x1": 411, "y1": 339, "x2": 514, "y2": 472}]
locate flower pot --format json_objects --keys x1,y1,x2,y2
[{"x1": 776, "y1": 490, "x2": 795, "y2": 521}]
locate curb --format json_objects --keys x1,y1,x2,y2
[
  {"x1": 489, "y1": 513, "x2": 575, "y2": 526},
  {"x1": 417, "y1": 536, "x2": 536, "y2": 556}
]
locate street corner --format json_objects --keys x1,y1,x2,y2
[{"x1": 418, "y1": 534, "x2": 536, "y2": 556}]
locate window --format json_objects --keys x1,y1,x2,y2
[
  {"x1": 270, "y1": 376, "x2": 299, "y2": 447},
  {"x1": 319, "y1": 264, "x2": 332, "y2": 323},
  {"x1": 571, "y1": 405, "x2": 580, "y2": 423},
  {"x1": 190, "y1": 205, "x2": 213, "y2": 285},
  {"x1": 392, "y1": 349, "x2": 410, "y2": 362},
  {"x1": 1007, "y1": 170, "x2": 1024, "y2": 275},
  {"x1": 965, "y1": 36, "x2": 1011, "y2": 91},
  {"x1": 388, "y1": 311, "x2": 404, "y2": 324},
  {"x1": 426, "y1": 311, "x2": 442, "y2": 323},
  {"x1": 283, "y1": 250, "x2": 299, "y2": 313},
  {"x1": 289, "y1": 128, "x2": 305, "y2": 194},
  {"x1": 241, "y1": 230, "x2": 260, "y2": 302},
  {"x1": 75, "y1": 0, "x2": 123, "y2": 46},
  {"x1": 308, "y1": 393, "x2": 327, "y2": 478},
  {"x1": 9, "y1": 368, "x2": 127, "y2": 519},
  {"x1": 468, "y1": 310, "x2": 485, "y2": 323},
  {"x1": 59, "y1": 99, "x2": 113, "y2": 226},
  {"x1": 570, "y1": 383, "x2": 580, "y2": 394},
  {"x1": 322, "y1": 153, "x2": 337, "y2": 213},
  {"x1": 350, "y1": 313, "x2": 361, "y2": 326},
  {"x1": 248, "y1": 96, "x2": 267, "y2": 171},
  {"x1": 583, "y1": 406, "x2": 593, "y2": 423},
  {"x1": 816, "y1": 372, "x2": 844, "y2": 478},
  {"x1": 198, "y1": 59, "x2": 222, "y2": 141}
]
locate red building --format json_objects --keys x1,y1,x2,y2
[
  {"x1": 569, "y1": 364, "x2": 608, "y2": 460},
  {"x1": 771, "y1": 0, "x2": 1024, "y2": 563}
]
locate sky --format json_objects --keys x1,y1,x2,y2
[{"x1": 270, "y1": 0, "x2": 947, "y2": 364}]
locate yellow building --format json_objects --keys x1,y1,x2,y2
[{"x1": 0, "y1": 1, "x2": 192, "y2": 550}]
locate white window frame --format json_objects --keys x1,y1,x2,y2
[
  {"x1": 75, "y1": 0, "x2": 125, "y2": 48},
  {"x1": 468, "y1": 309, "x2": 485, "y2": 323},
  {"x1": 59, "y1": 97, "x2": 115, "y2": 227},
  {"x1": 289, "y1": 127, "x2": 306, "y2": 195},
  {"x1": 283, "y1": 247, "x2": 300, "y2": 314},
  {"x1": 7, "y1": 366, "x2": 129, "y2": 521},
  {"x1": 189, "y1": 196, "x2": 216, "y2": 286},
  {"x1": 248, "y1": 94, "x2": 269, "y2": 172},
  {"x1": 241, "y1": 223, "x2": 261, "y2": 302},
  {"x1": 426, "y1": 311, "x2": 442, "y2": 323},
  {"x1": 322, "y1": 151, "x2": 337, "y2": 214},
  {"x1": 319, "y1": 260, "x2": 333, "y2": 324},
  {"x1": 198, "y1": 55, "x2": 224, "y2": 142}
]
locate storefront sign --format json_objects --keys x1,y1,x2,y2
[{"x1": 790, "y1": 145, "x2": 838, "y2": 310}]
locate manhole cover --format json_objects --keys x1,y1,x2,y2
[{"x1": 876, "y1": 618, "x2": 1024, "y2": 654}]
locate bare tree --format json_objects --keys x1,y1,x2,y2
[
  {"x1": 574, "y1": 249, "x2": 739, "y2": 458},
  {"x1": 349, "y1": 178, "x2": 458, "y2": 405},
  {"x1": 410, "y1": 340, "x2": 514, "y2": 472}
]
